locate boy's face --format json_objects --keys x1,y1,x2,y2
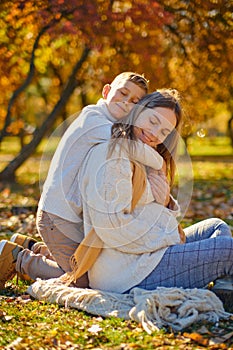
[{"x1": 102, "y1": 80, "x2": 146, "y2": 120}]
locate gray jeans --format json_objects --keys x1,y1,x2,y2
[{"x1": 132, "y1": 218, "x2": 233, "y2": 290}]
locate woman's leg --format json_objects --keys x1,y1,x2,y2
[
  {"x1": 184, "y1": 218, "x2": 231, "y2": 243},
  {"x1": 134, "y1": 236, "x2": 233, "y2": 290}
]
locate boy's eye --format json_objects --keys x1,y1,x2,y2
[{"x1": 120, "y1": 91, "x2": 127, "y2": 96}]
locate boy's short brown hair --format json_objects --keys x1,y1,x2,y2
[{"x1": 111, "y1": 72, "x2": 149, "y2": 94}]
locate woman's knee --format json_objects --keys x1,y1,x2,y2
[{"x1": 211, "y1": 218, "x2": 231, "y2": 237}]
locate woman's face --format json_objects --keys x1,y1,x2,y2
[{"x1": 133, "y1": 107, "x2": 177, "y2": 148}]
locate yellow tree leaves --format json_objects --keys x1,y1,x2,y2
[{"x1": 0, "y1": 0, "x2": 232, "y2": 144}]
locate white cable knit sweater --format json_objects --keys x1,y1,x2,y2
[{"x1": 79, "y1": 142, "x2": 181, "y2": 293}]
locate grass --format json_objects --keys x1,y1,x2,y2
[
  {"x1": 1, "y1": 286, "x2": 143, "y2": 349},
  {"x1": 0, "y1": 282, "x2": 186, "y2": 349},
  {"x1": 187, "y1": 136, "x2": 233, "y2": 157},
  {"x1": 0, "y1": 136, "x2": 233, "y2": 349},
  {"x1": 2, "y1": 281, "x2": 233, "y2": 349}
]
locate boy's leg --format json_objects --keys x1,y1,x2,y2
[
  {"x1": 36, "y1": 210, "x2": 84, "y2": 272},
  {"x1": 16, "y1": 210, "x2": 88, "y2": 287},
  {"x1": 16, "y1": 249, "x2": 64, "y2": 280},
  {"x1": 134, "y1": 236, "x2": 233, "y2": 290},
  {"x1": 184, "y1": 218, "x2": 231, "y2": 243},
  {"x1": 10, "y1": 233, "x2": 53, "y2": 259},
  {"x1": 31, "y1": 241, "x2": 53, "y2": 260},
  {"x1": 15, "y1": 218, "x2": 74, "y2": 280}
]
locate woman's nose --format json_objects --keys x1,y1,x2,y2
[
  {"x1": 150, "y1": 127, "x2": 161, "y2": 141},
  {"x1": 151, "y1": 125, "x2": 159, "y2": 136}
]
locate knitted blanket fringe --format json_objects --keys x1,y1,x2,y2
[{"x1": 27, "y1": 278, "x2": 231, "y2": 334}]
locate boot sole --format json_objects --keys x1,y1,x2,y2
[{"x1": 212, "y1": 289, "x2": 233, "y2": 313}]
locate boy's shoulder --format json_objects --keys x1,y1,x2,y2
[
  {"x1": 82, "y1": 98, "x2": 107, "y2": 116},
  {"x1": 61, "y1": 99, "x2": 111, "y2": 139},
  {"x1": 77, "y1": 99, "x2": 111, "y2": 125}
]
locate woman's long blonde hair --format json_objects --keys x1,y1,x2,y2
[{"x1": 108, "y1": 88, "x2": 183, "y2": 186}]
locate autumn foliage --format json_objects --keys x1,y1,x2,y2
[{"x1": 0, "y1": 0, "x2": 232, "y2": 180}]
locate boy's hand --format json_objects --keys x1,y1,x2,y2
[{"x1": 148, "y1": 168, "x2": 170, "y2": 207}]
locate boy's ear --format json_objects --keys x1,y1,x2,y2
[{"x1": 102, "y1": 84, "x2": 111, "y2": 99}]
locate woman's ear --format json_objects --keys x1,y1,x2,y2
[{"x1": 102, "y1": 84, "x2": 111, "y2": 99}]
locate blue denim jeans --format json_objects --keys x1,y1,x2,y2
[{"x1": 132, "y1": 218, "x2": 233, "y2": 290}]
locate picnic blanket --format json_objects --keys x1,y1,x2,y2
[{"x1": 27, "y1": 278, "x2": 231, "y2": 333}]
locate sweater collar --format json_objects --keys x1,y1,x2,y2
[{"x1": 96, "y1": 98, "x2": 118, "y2": 123}]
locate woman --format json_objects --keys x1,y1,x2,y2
[{"x1": 77, "y1": 89, "x2": 232, "y2": 307}]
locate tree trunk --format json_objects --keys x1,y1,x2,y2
[
  {"x1": 227, "y1": 114, "x2": 233, "y2": 148},
  {"x1": 0, "y1": 47, "x2": 90, "y2": 182}
]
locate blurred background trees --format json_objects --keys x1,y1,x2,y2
[{"x1": 0, "y1": 0, "x2": 232, "y2": 181}]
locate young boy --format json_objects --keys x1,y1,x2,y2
[{"x1": 0, "y1": 72, "x2": 163, "y2": 289}]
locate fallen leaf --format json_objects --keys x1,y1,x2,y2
[
  {"x1": 183, "y1": 332, "x2": 209, "y2": 346},
  {"x1": 87, "y1": 324, "x2": 102, "y2": 334},
  {"x1": 2, "y1": 315, "x2": 14, "y2": 322},
  {"x1": 4, "y1": 337, "x2": 23, "y2": 349}
]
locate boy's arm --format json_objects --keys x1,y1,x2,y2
[{"x1": 131, "y1": 140, "x2": 163, "y2": 170}]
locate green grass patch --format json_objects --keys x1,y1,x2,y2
[
  {"x1": 1, "y1": 279, "x2": 233, "y2": 349},
  {"x1": 187, "y1": 136, "x2": 233, "y2": 156},
  {"x1": 0, "y1": 281, "x2": 169, "y2": 349},
  {"x1": 192, "y1": 161, "x2": 233, "y2": 180}
]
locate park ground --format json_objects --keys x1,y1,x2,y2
[{"x1": 0, "y1": 136, "x2": 232, "y2": 349}]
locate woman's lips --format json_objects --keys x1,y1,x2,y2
[{"x1": 141, "y1": 130, "x2": 156, "y2": 144}]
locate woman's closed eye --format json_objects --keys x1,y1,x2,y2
[
  {"x1": 150, "y1": 118, "x2": 158, "y2": 125},
  {"x1": 162, "y1": 130, "x2": 169, "y2": 137}
]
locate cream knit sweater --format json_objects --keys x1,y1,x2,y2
[{"x1": 79, "y1": 142, "x2": 181, "y2": 293}]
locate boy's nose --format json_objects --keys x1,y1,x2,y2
[{"x1": 123, "y1": 101, "x2": 133, "y2": 112}]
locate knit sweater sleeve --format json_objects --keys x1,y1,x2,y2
[
  {"x1": 131, "y1": 140, "x2": 163, "y2": 170},
  {"x1": 83, "y1": 145, "x2": 180, "y2": 254}
]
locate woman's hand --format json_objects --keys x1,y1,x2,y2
[{"x1": 148, "y1": 168, "x2": 170, "y2": 207}]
